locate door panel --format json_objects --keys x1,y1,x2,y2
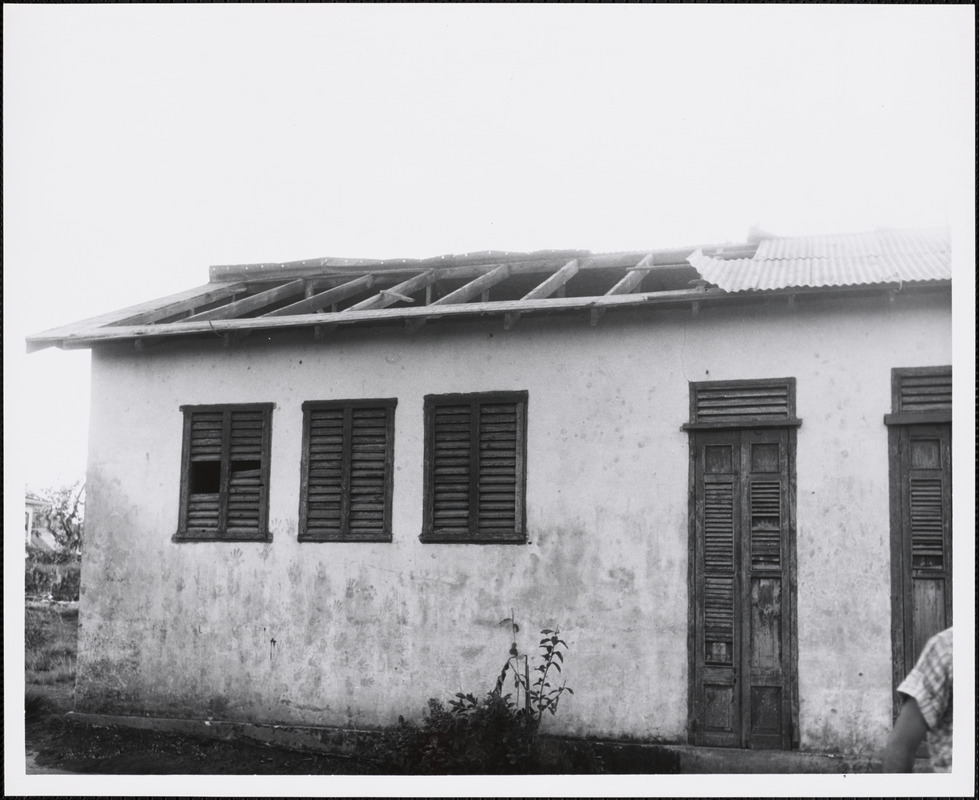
[
  {"x1": 898, "y1": 424, "x2": 952, "y2": 679},
  {"x1": 693, "y1": 428, "x2": 794, "y2": 749}
]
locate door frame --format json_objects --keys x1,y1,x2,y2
[{"x1": 683, "y1": 378, "x2": 801, "y2": 749}]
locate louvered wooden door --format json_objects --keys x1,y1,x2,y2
[
  {"x1": 692, "y1": 428, "x2": 794, "y2": 749},
  {"x1": 897, "y1": 423, "x2": 952, "y2": 677}
]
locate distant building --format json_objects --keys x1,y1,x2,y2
[
  {"x1": 25, "y1": 493, "x2": 61, "y2": 553},
  {"x1": 27, "y1": 228, "x2": 952, "y2": 755}
]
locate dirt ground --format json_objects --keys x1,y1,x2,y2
[{"x1": 26, "y1": 706, "x2": 387, "y2": 775}]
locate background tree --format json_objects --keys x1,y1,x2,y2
[{"x1": 36, "y1": 482, "x2": 85, "y2": 554}]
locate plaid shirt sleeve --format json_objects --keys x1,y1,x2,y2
[{"x1": 897, "y1": 628, "x2": 953, "y2": 730}]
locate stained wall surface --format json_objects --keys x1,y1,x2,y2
[{"x1": 79, "y1": 291, "x2": 951, "y2": 752}]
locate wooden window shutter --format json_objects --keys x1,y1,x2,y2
[
  {"x1": 184, "y1": 410, "x2": 224, "y2": 532},
  {"x1": 703, "y1": 482, "x2": 736, "y2": 668},
  {"x1": 177, "y1": 403, "x2": 272, "y2": 541},
  {"x1": 685, "y1": 378, "x2": 800, "y2": 430},
  {"x1": 227, "y1": 409, "x2": 267, "y2": 535},
  {"x1": 894, "y1": 368, "x2": 952, "y2": 414},
  {"x1": 430, "y1": 402, "x2": 472, "y2": 537},
  {"x1": 424, "y1": 391, "x2": 527, "y2": 543},
  {"x1": 299, "y1": 400, "x2": 395, "y2": 542}
]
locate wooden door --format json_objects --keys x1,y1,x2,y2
[
  {"x1": 692, "y1": 428, "x2": 795, "y2": 749},
  {"x1": 896, "y1": 423, "x2": 952, "y2": 678}
]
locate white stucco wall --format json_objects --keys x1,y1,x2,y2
[{"x1": 78, "y1": 290, "x2": 950, "y2": 753}]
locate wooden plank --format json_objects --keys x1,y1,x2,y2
[
  {"x1": 522, "y1": 259, "x2": 580, "y2": 301},
  {"x1": 506, "y1": 259, "x2": 579, "y2": 330},
  {"x1": 206, "y1": 246, "x2": 716, "y2": 284},
  {"x1": 26, "y1": 282, "x2": 248, "y2": 352},
  {"x1": 182, "y1": 280, "x2": 307, "y2": 322},
  {"x1": 39, "y1": 284, "x2": 948, "y2": 349},
  {"x1": 262, "y1": 274, "x2": 375, "y2": 317},
  {"x1": 345, "y1": 270, "x2": 440, "y2": 312},
  {"x1": 430, "y1": 265, "x2": 511, "y2": 306},
  {"x1": 591, "y1": 255, "x2": 653, "y2": 325}
]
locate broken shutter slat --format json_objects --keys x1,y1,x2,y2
[{"x1": 177, "y1": 404, "x2": 272, "y2": 542}]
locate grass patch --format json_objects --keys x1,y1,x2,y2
[{"x1": 25, "y1": 603, "x2": 78, "y2": 700}]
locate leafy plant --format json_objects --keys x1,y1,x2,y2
[
  {"x1": 494, "y1": 625, "x2": 574, "y2": 725},
  {"x1": 383, "y1": 621, "x2": 586, "y2": 773}
]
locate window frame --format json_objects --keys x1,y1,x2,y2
[
  {"x1": 175, "y1": 402, "x2": 273, "y2": 542},
  {"x1": 298, "y1": 398, "x2": 397, "y2": 543},
  {"x1": 421, "y1": 390, "x2": 528, "y2": 544}
]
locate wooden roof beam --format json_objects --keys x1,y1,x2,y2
[
  {"x1": 430, "y1": 265, "x2": 511, "y2": 306},
  {"x1": 505, "y1": 259, "x2": 580, "y2": 330},
  {"x1": 344, "y1": 270, "x2": 439, "y2": 313},
  {"x1": 591, "y1": 255, "x2": 653, "y2": 325},
  {"x1": 112, "y1": 284, "x2": 249, "y2": 327},
  {"x1": 262, "y1": 274, "x2": 375, "y2": 317},
  {"x1": 38, "y1": 283, "x2": 948, "y2": 349},
  {"x1": 411, "y1": 265, "x2": 511, "y2": 334},
  {"x1": 182, "y1": 279, "x2": 308, "y2": 322}
]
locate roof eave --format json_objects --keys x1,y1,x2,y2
[{"x1": 25, "y1": 280, "x2": 951, "y2": 352}]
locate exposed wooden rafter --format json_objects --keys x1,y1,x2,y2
[
  {"x1": 344, "y1": 270, "x2": 439, "y2": 313},
  {"x1": 505, "y1": 259, "x2": 579, "y2": 330},
  {"x1": 431, "y1": 264, "x2": 511, "y2": 306},
  {"x1": 591, "y1": 255, "x2": 653, "y2": 325},
  {"x1": 410, "y1": 265, "x2": 512, "y2": 334},
  {"x1": 113, "y1": 284, "x2": 249, "y2": 327},
  {"x1": 262, "y1": 275, "x2": 375, "y2": 317},
  {"x1": 30, "y1": 282, "x2": 951, "y2": 351},
  {"x1": 182, "y1": 279, "x2": 308, "y2": 322}
]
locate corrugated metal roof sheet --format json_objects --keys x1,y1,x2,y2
[{"x1": 688, "y1": 229, "x2": 951, "y2": 292}]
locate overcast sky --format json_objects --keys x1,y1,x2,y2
[{"x1": 4, "y1": 4, "x2": 974, "y2": 492}]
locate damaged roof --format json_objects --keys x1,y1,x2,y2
[
  {"x1": 688, "y1": 229, "x2": 951, "y2": 292},
  {"x1": 26, "y1": 228, "x2": 951, "y2": 352}
]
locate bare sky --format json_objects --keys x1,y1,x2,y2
[
  {"x1": 3, "y1": 5, "x2": 976, "y2": 795},
  {"x1": 5, "y1": 4, "x2": 973, "y2": 490}
]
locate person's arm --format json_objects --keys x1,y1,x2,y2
[{"x1": 881, "y1": 697, "x2": 929, "y2": 772}]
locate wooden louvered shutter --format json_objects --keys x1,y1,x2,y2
[
  {"x1": 226, "y1": 409, "x2": 268, "y2": 537},
  {"x1": 178, "y1": 404, "x2": 271, "y2": 541},
  {"x1": 430, "y1": 402, "x2": 472, "y2": 537},
  {"x1": 299, "y1": 400, "x2": 395, "y2": 542},
  {"x1": 424, "y1": 391, "x2": 527, "y2": 543},
  {"x1": 476, "y1": 401, "x2": 523, "y2": 540},
  {"x1": 694, "y1": 431, "x2": 741, "y2": 747},
  {"x1": 741, "y1": 428, "x2": 792, "y2": 750},
  {"x1": 184, "y1": 410, "x2": 224, "y2": 532},
  {"x1": 886, "y1": 366, "x2": 952, "y2": 711},
  {"x1": 690, "y1": 379, "x2": 796, "y2": 426},
  {"x1": 894, "y1": 369, "x2": 952, "y2": 415},
  {"x1": 688, "y1": 379, "x2": 798, "y2": 751},
  {"x1": 899, "y1": 424, "x2": 952, "y2": 667}
]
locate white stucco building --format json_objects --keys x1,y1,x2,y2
[{"x1": 27, "y1": 228, "x2": 952, "y2": 755}]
